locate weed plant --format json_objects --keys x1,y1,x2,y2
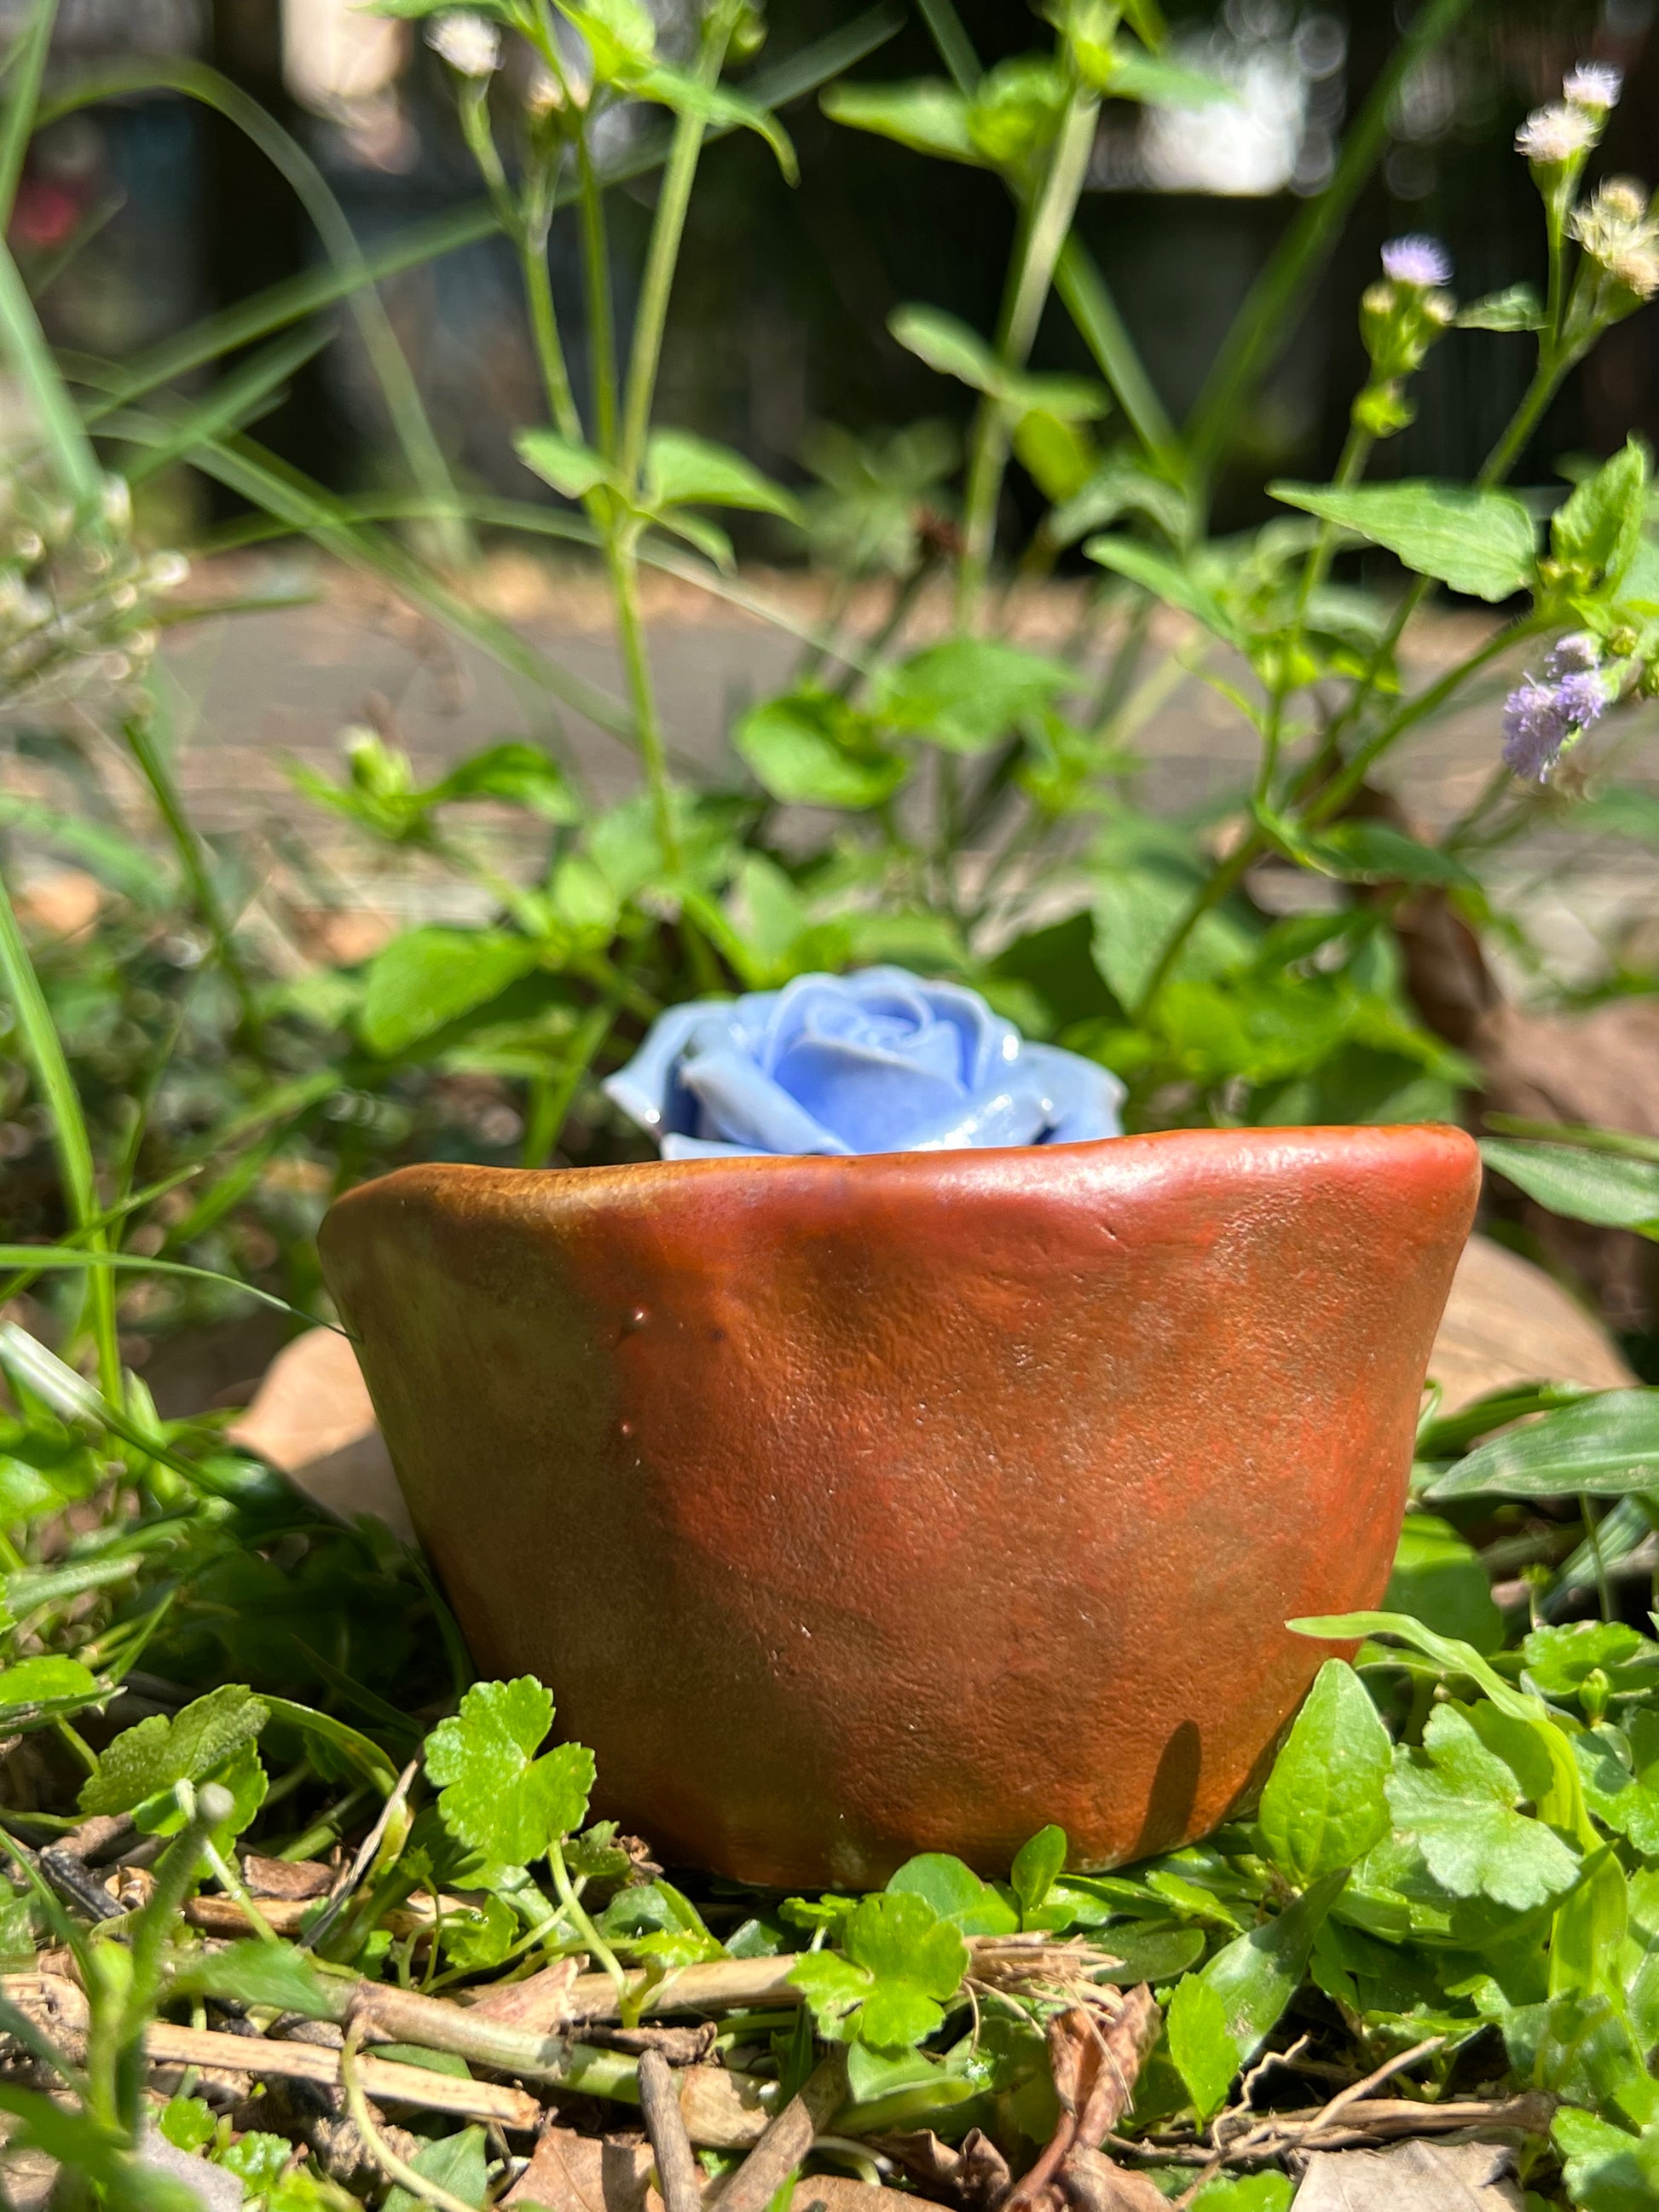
[{"x1": 5, "y1": 1, "x2": 1659, "y2": 2203}]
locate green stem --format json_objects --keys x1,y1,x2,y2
[
  {"x1": 547, "y1": 1838, "x2": 632, "y2": 2020},
  {"x1": 619, "y1": 14, "x2": 732, "y2": 486},
  {"x1": 123, "y1": 709, "x2": 264, "y2": 1055},
  {"x1": 0, "y1": 0, "x2": 57, "y2": 227},
  {"x1": 0, "y1": 865, "x2": 120, "y2": 1401},
  {"x1": 606, "y1": 527, "x2": 683, "y2": 881},
  {"x1": 523, "y1": 996, "x2": 618, "y2": 1167},
  {"x1": 575, "y1": 124, "x2": 620, "y2": 459},
  {"x1": 957, "y1": 85, "x2": 1100, "y2": 627}
]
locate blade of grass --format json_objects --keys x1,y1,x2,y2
[
  {"x1": 38, "y1": 56, "x2": 472, "y2": 569},
  {"x1": 915, "y1": 0, "x2": 978, "y2": 93},
  {"x1": 1184, "y1": 0, "x2": 1472, "y2": 488},
  {"x1": 0, "y1": 0, "x2": 55, "y2": 224},
  {"x1": 0, "y1": 1246, "x2": 333, "y2": 1325},
  {"x1": 119, "y1": 321, "x2": 332, "y2": 487},
  {"x1": 0, "y1": 869, "x2": 121, "y2": 1401},
  {"x1": 0, "y1": 231, "x2": 103, "y2": 511}
]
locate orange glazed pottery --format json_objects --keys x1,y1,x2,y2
[{"x1": 319, "y1": 1124, "x2": 1479, "y2": 1888}]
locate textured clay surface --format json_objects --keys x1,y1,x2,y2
[{"x1": 320, "y1": 1126, "x2": 1480, "y2": 1887}]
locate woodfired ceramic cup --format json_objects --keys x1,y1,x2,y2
[{"x1": 320, "y1": 1123, "x2": 1480, "y2": 1888}]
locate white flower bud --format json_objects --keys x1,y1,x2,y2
[
  {"x1": 427, "y1": 11, "x2": 501, "y2": 78},
  {"x1": 1516, "y1": 101, "x2": 1598, "y2": 165},
  {"x1": 147, "y1": 551, "x2": 191, "y2": 592},
  {"x1": 1564, "y1": 62, "x2": 1622, "y2": 113}
]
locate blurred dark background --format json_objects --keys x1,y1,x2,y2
[{"x1": 9, "y1": 0, "x2": 1656, "y2": 539}]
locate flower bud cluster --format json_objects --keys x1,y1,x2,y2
[
  {"x1": 1353, "y1": 235, "x2": 1455, "y2": 438},
  {"x1": 426, "y1": 11, "x2": 502, "y2": 80},
  {"x1": 1500, "y1": 632, "x2": 1609, "y2": 782},
  {"x1": 1517, "y1": 61, "x2": 1621, "y2": 175},
  {"x1": 1569, "y1": 176, "x2": 1659, "y2": 317},
  {"x1": 0, "y1": 473, "x2": 188, "y2": 712}
]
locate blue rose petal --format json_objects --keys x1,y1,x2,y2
[{"x1": 602, "y1": 966, "x2": 1124, "y2": 1160}]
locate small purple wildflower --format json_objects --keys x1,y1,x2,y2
[
  {"x1": 1381, "y1": 234, "x2": 1453, "y2": 288},
  {"x1": 1501, "y1": 643, "x2": 1607, "y2": 780},
  {"x1": 1564, "y1": 61, "x2": 1623, "y2": 112}
]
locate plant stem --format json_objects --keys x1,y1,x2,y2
[
  {"x1": 606, "y1": 525, "x2": 685, "y2": 881},
  {"x1": 523, "y1": 996, "x2": 618, "y2": 1166},
  {"x1": 0, "y1": 865, "x2": 121, "y2": 1402},
  {"x1": 957, "y1": 85, "x2": 1099, "y2": 628},
  {"x1": 619, "y1": 13, "x2": 732, "y2": 486},
  {"x1": 575, "y1": 126, "x2": 620, "y2": 460},
  {"x1": 123, "y1": 707, "x2": 264, "y2": 1056},
  {"x1": 548, "y1": 1837, "x2": 632, "y2": 2020}
]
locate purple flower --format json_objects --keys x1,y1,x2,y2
[
  {"x1": 604, "y1": 967, "x2": 1124, "y2": 1160},
  {"x1": 1501, "y1": 644, "x2": 1608, "y2": 780},
  {"x1": 1381, "y1": 234, "x2": 1453, "y2": 289},
  {"x1": 1564, "y1": 62, "x2": 1622, "y2": 113}
]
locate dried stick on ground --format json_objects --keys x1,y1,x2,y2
[
  {"x1": 639, "y1": 2047, "x2": 705, "y2": 2212},
  {"x1": 704, "y1": 2051, "x2": 849, "y2": 2212},
  {"x1": 143, "y1": 2022, "x2": 541, "y2": 2128}
]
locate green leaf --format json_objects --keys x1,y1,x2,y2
[
  {"x1": 516, "y1": 429, "x2": 613, "y2": 500},
  {"x1": 136, "y1": 1739, "x2": 267, "y2": 1845},
  {"x1": 1480, "y1": 1139, "x2": 1659, "y2": 1237},
  {"x1": 1257, "y1": 1660, "x2": 1392, "y2": 1888},
  {"x1": 878, "y1": 638, "x2": 1073, "y2": 754},
  {"x1": 1523, "y1": 1622, "x2": 1654, "y2": 1700},
  {"x1": 1165, "y1": 1972, "x2": 1238, "y2": 2122},
  {"x1": 819, "y1": 78, "x2": 981, "y2": 165},
  {"x1": 1094, "y1": 1923, "x2": 1206, "y2": 1982},
  {"x1": 1384, "y1": 1514, "x2": 1504, "y2": 1655},
  {"x1": 384, "y1": 2128, "x2": 488, "y2": 2212},
  {"x1": 553, "y1": 0, "x2": 656, "y2": 74},
  {"x1": 734, "y1": 690, "x2": 905, "y2": 810},
  {"x1": 887, "y1": 1855, "x2": 1018, "y2": 1936},
  {"x1": 1554, "y1": 2108, "x2": 1659, "y2": 2212},
  {"x1": 1269, "y1": 482, "x2": 1537, "y2": 602},
  {"x1": 1188, "y1": 2179, "x2": 1293, "y2": 2212},
  {"x1": 1455, "y1": 282, "x2": 1545, "y2": 332},
  {"x1": 789, "y1": 1948, "x2": 873, "y2": 2038},
  {"x1": 1104, "y1": 53, "x2": 1235, "y2": 107},
  {"x1": 171, "y1": 1938, "x2": 333, "y2": 2019},
  {"x1": 358, "y1": 927, "x2": 541, "y2": 1058},
  {"x1": 1083, "y1": 535, "x2": 1243, "y2": 644},
  {"x1": 1552, "y1": 437, "x2": 1650, "y2": 595},
  {"x1": 1425, "y1": 1391, "x2": 1659, "y2": 1501},
  {"x1": 80, "y1": 1684, "x2": 269, "y2": 1816},
  {"x1": 158, "y1": 2098, "x2": 217, "y2": 2154},
  {"x1": 1200, "y1": 1868, "x2": 1347, "y2": 2060},
  {"x1": 888, "y1": 303, "x2": 1000, "y2": 392},
  {"x1": 840, "y1": 1891, "x2": 970, "y2": 2053},
  {"x1": 424, "y1": 1678, "x2": 595, "y2": 1868},
  {"x1": 0, "y1": 1655, "x2": 100, "y2": 1715},
  {"x1": 645, "y1": 430, "x2": 802, "y2": 523},
  {"x1": 1306, "y1": 820, "x2": 1478, "y2": 892},
  {"x1": 1384, "y1": 1704, "x2": 1581, "y2": 1910},
  {"x1": 633, "y1": 65, "x2": 797, "y2": 182},
  {"x1": 431, "y1": 741, "x2": 580, "y2": 824},
  {"x1": 1010, "y1": 1825, "x2": 1068, "y2": 1921}
]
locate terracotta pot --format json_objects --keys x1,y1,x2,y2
[{"x1": 320, "y1": 1124, "x2": 1478, "y2": 1889}]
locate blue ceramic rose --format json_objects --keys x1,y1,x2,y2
[{"x1": 604, "y1": 967, "x2": 1124, "y2": 1160}]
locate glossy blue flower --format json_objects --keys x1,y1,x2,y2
[{"x1": 604, "y1": 967, "x2": 1124, "y2": 1160}]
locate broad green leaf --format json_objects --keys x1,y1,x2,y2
[
  {"x1": 633, "y1": 66, "x2": 797, "y2": 182},
  {"x1": 819, "y1": 79, "x2": 981, "y2": 165},
  {"x1": 888, "y1": 304, "x2": 1000, "y2": 393},
  {"x1": 1094, "y1": 1923, "x2": 1205, "y2": 1982},
  {"x1": 516, "y1": 429, "x2": 613, "y2": 500},
  {"x1": 1479, "y1": 1139, "x2": 1659, "y2": 1237},
  {"x1": 734, "y1": 690, "x2": 905, "y2": 810},
  {"x1": 171, "y1": 1938, "x2": 333, "y2": 2019},
  {"x1": 841, "y1": 1891, "x2": 970, "y2": 2053},
  {"x1": 1200, "y1": 1868, "x2": 1346, "y2": 2060},
  {"x1": 1165, "y1": 1972, "x2": 1237, "y2": 2122},
  {"x1": 1010, "y1": 1825, "x2": 1067, "y2": 1921},
  {"x1": 1083, "y1": 535, "x2": 1243, "y2": 644},
  {"x1": 1188, "y1": 2179, "x2": 1293, "y2": 2212},
  {"x1": 553, "y1": 0, "x2": 656, "y2": 75},
  {"x1": 1552, "y1": 437, "x2": 1649, "y2": 595},
  {"x1": 158, "y1": 2099, "x2": 216, "y2": 2155},
  {"x1": 886, "y1": 1854, "x2": 1018, "y2": 1936},
  {"x1": 0, "y1": 1655, "x2": 99, "y2": 1714},
  {"x1": 424, "y1": 1678, "x2": 595, "y2": 1868},
  {"x1": 1257, "y1": 1660, "x2": 1391, "y2": 1887},
  {"x1": 1307, "y1": 820, "x2": 1477, "y2": 892},
  {"x1": 789, "y1": 1948, "x2": 872, "y2": 2037},
  {"x1": 1554, "y1": 2108, "x2": 1659, "y2": 2212},
  {"x1": 1014, "y1": 410, "x2": 1095, "y2": 502},
  {"x1": 1455, "y1": 282, "x2": 1545, "y2": 332},
  {"x1": 136, "y1": 1738, "x2": 266, "y2": 1845},
  {"x1": 1384, "y1": 1514, "x2": 1504, "y2": 1655},
  {"x1": 384, "y1": 2127, "x2": 488, "y2": 2212},
  {"x1": 878, "y1": 638, "x2": 1073, "y2": 754},
  {"x1": 1091, "y1": 858, "x2": 1256, "y2": 1008},
  {"x1": 358, "y1": 927, "x2": 541, "y2": 1057},
  {"x1": 1524, "y1": 1622, "x2": 1654, "y2": 1700},
  {"x1": 80, "y1": 1684, "x2": 269, "y2": 1816},
  {"x1": 1425, "y1": 1391, "x2": 1659, "y2": 1501},
  {"x1": 1384, "y1": 1704, "x2": 1581, "y2": 1911},
  {"x1": 645, "y1": 430, "x2": 802, "y2": 522},
  {"x1": 431, "y1": 741, "x2": 580, "y2": 824},
  {"x1": 1269, "y1": 482, "x2": 1537, "y2": 602}
]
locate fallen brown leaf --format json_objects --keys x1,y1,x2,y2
[
  {"x1": 228, "y1": 1325, "x2": 412, "y2": 1540},
  {"x1": 1292, "y1": 2139, "x2": 1523, "y2": 2209},
  {"x1": 1426, "y1": 1233, "x2": 1635, "y2": 1413}
]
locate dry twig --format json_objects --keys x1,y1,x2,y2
[{"x1": 639, "y1": 2046, "x2": 705, "y2": 2212}]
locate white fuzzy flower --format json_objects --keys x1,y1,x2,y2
[
  {"x1": 427, "y1": 12, "x2": 501, "y2": 78},
  {"x1": 1516, "y1": 101, "x2": 1598, "y2": 165},
  {"x1": 1564, "y1": 61, "x2": 1623, "y2": 113}
]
